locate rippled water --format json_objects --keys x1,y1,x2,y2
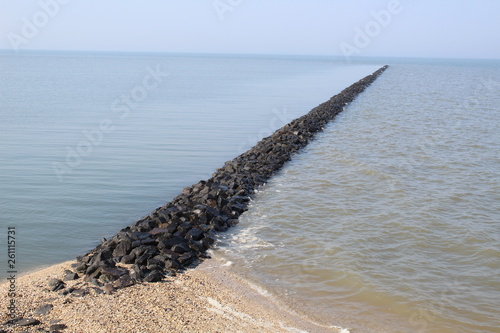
[{"x1": 217, "y1": 60, "x2": 500, "y2": 332}]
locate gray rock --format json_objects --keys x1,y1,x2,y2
[
  {"x1": 112, "y1": 275, "x2": 134, "y2": 289},
  {"x1": 143, "y1": 270, "x2": 164, "y2": 282},
  {"x1": 186, "y1": 227, "x2": 204, "y2": 241},
  {"x1": 49, "y1": 323, "x2": 67, "y2": 331},
  {"x1": 112, "y1": 239, "x2": 132, "y2": 257},
  {"x1": 48, "y1": 279, "x2": 65, "y2": 292},
  {"x1": 59, "y1": 287, "x2": 74, "y2": 296},
  {"x1": 73, "y1": 262, "x2": 87, "y2": 273},
  {"x1": 130, "y1": 231, "x2": 151, "y2": 241},
  {"x1": 70, "y1": 289, "x2": 87, "y2": 297},
  {"x1": 90, "y1": 287, "x2": 104, "y2": 295},
  {"x1": 17, "y1": 318, "x2": 41, "y2": 326},
  {"x1": 90, "y1": 278, "x2": 103, "y2": 287},
  {"x1": 2, "y1": 316, "x2": 23, "y2": 325},
  {"x1": 63, "y1": 270, "x2": 79, "y2": 281},
  {"x1": 103, "y1": 284, "x2": 114, "y2": 295},
  {"x1": 33, "y1": 304, "x2": 54, "y2": 315},
  {"x1": 120, "y1": 253, "x2": 136, "y2": 264},
  {"x1": 100, "y1": 266, "x2": 128, "y2": 280},
  {"x1": 171, "y1": 243, "x2": 190, "y2": 254}
]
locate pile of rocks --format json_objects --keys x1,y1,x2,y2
[{"x1": 73, "y1": 65, "x2": 388, "y2": 290}]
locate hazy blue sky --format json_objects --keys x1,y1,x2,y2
[{"x1": 1, "y1": 0, "x2": 499, "y2": 59}]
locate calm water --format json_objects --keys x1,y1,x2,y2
[
  {"x1": 0, "y1": 51, "x2": 377, "y2": 272},
  {"x1": 217, "y1": 60, "x2": 500, "y2": 332},
  {"x1": 1, "y1": 52, "x2": 499, "y2": 333}
]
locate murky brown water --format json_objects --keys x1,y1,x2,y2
[{"x1": 217, "y1": 61, "x2": 500, "y2": 333}]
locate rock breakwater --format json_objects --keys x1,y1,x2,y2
[{"x1": 73, "y1": 65, "x2": 388, "y2": 291}]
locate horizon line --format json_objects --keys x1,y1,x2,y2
[{"x1": 0, "y1": 48, "x2": 499, "y2": 62}]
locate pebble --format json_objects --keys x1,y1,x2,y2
[{"x1": 33, "y1": 304, "x2": 54, "y2": 315}]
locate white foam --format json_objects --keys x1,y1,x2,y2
[
  {"x1": 246, "y1": 280, "x2": 271, "y2": 297},
  {"x1": 205, "y1": 297, "x2": 273, "y2": 329},
  {"x1": 278, "y1": 322, "x2": 309, "y2": 333},
  {"x1": 333, "y1": 326, "x2": 351, "y2": 333},
  {"x1": 222, "y1": 260, "x2": 233, "y2": 267}
]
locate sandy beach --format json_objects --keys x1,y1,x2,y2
[{"x1": 0, "y1": 257, "x2": 344, "y2": 333}]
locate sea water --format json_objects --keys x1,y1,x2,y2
[
  {"x1": 1, "y1": 52, "x2": 498, "y2": 332},
  {"x1": 217, "y1": 58, "x2": 500, "y2": 333}
]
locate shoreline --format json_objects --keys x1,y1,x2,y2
[{"x1": 0, "y1": 258, "x2": 347, "y2": 333}]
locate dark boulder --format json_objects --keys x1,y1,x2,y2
[
  {"x1": 129, "y1": 231, "x2": 151, "y2": 241},
  {"x1": 63, "y1": 270, "x2": 79, "y2": 281},
  {"x1": 112, "y1": 239, "x2": 132, "y2": 257},
  {"x1": 171, "y1": 243, "x2": 191, "y2": 254},
  {"x1": 143, "y1": 270, "x2": 164, "y2": 282},
  {"x1": 186, "y1": 227, "x2": 204, "y2": 241}
]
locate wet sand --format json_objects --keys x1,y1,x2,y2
[{"x1": 0, "y1": 258, "x2": 346, "y2": 333}]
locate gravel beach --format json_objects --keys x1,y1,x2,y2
[{"x1": 0, "y1": 258, "x2": 345, "y2": 333}]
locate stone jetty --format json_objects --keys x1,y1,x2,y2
[{"x1": 72, "y1": 65, "x2": 388, "y2": 291}]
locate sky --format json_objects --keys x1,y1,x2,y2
[{"x1": 0, "y1": 0, "x2": 499, "y2": 59}]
